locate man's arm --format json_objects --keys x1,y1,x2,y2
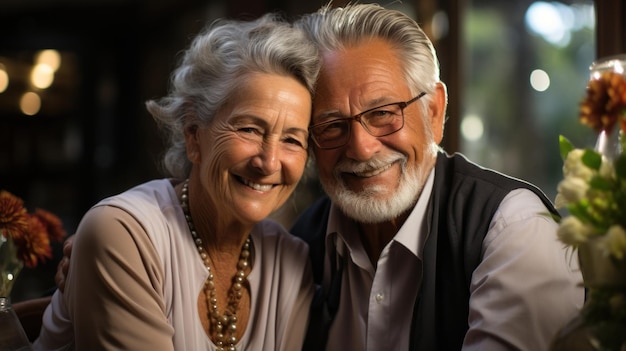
[{"x1": 463, "y1": 189, "x2": 584, "y2": 350}]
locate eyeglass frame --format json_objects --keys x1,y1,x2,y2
[{"x1": 308, "y1": 92, "x2": 427, "y2": 149}]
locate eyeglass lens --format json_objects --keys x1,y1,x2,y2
[
  {"x1": 310, "y1": 93, "x2": 425, "y2": 149},
  {"x1": 314, "y1": 105, "x2": 402, "y2": 147}
]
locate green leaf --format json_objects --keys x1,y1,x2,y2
[
  {"x1": 582, "y1": 149, "x2": 602, "y2": 170},
  {"x1": 568, "y1": 202, "x2": 591, "y2": 223},
  {"x1": 589, "y1": 176, "x2": 612, "y2": 190},
  {"x1": 559, "y1": 135, "x2": 574, "y2": 160},
  {"x1": 540, "y1": 211, "x2": 561, "y2": 223},
  {"x1": 615, "y1": 153, "x2": 626, "y2": 179}
]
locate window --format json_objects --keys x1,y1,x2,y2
[{"x1": 461, "y1": 0, "x2": 596, "y2": 200}]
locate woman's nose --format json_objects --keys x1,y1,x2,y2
[{"x1": 250, "y1": 141, "x2": 280, "y2": 174}]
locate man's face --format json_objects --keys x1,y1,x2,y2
[{"x1": 311, "y1": 38, "x2": 444, "y2": 223}]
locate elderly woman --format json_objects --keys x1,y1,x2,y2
[{"x1": 34, "y1": 13, "x2": 319, "y2": 351}]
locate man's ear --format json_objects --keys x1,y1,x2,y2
[
  {"x1": 429, "y1": 81, "x2": 448, "y2": 144},
  {"x1": 184, "y1": 124, "x2": 200, "y2": 163}
]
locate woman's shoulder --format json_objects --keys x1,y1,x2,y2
[
  {"x1": 89, "y1": 179, "x2": 177, "y2": 226},
  {"x1": 249, "y1": 219, "x2": 312, "y2": 284},
  {"x1": 73, "y1": 202, "x2": 158, "y2": 268},
  {"x1": 77, "y1": 179, "x2": 179, "y2": 251},
  {"x1": 252, "y1": 219, "x2": 309, "y2": 254},
  {"x1": 96, "y1": 179, "x2": 175, "y2": 211}
]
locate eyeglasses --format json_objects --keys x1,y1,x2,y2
[{"x1": 309, "y1": 92, "x2": 427, "y2": 149}]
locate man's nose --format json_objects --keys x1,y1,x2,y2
[{"x1": 344, "y1": 120, "x2": 381, "y2": 161}]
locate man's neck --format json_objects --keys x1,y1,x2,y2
[{"x1": 356, "y1": 212, "x2": 410, "y2": 266}]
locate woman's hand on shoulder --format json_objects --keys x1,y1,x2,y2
[{"x1": 54, "y1": 235, "x2": 74, "y2": 293}]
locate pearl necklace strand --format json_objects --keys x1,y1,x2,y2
[{"x1": 180, "y1": 180, "x2": 251, "y2": 351}]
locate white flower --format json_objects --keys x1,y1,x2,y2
[
  {"x1": 562, "y1": 149, "x2": 595, "y2": 181},
  {"x1": 557, "y1": 216, "x2": 596, "y2": 246},
  {"x1": 554, "y1": 193, "x2": 567, "y2": 210},
  {"x1": 555, "y1": 176, "x2": 589, "y2": 208},
  {"x1": 598, "y1": 225, "x2": 626, "y2": 260}
]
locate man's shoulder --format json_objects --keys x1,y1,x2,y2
[
  {"x1": 290, "y1": 196, "x2": 331, "y2": 284},
  {"x1": 435, "y1": 152, "x2": 558, "y2": 216},
  {"x1": 438, "y1": 152, "x2": 539, "y2": 192}
]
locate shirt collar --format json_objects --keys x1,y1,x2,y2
[
  {"x1": 325, "y1": 168, "x2": 435, "y2": 260},
  {"x1": 395, "y1": 169, "x2": 434, "y2": 259}
]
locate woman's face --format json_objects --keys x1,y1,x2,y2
[{"x1": 187, "y1": 72, "x2": 311, "y2": 226}]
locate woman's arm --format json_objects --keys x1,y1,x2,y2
[{"x1": 65, "y1": 205, "x2": 175, "y2": 350}]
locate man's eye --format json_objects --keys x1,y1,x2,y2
[
  {"x1": 367, "y1": 109, "x2": 394, "y2": 119},
  {"x1": 322, "y1": 120, "x2": 347, "y2": 133},
  {"x1": 364, "y1": 108, "x2": 401, "y2": 126}
]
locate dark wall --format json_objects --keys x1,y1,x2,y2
[{"x1": 0, "y1": 0, "x2": 331, "y2": 301}]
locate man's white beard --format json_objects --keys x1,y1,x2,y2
[{"x1": 321, "y1": 154, "x2": 429, "y2": 224}]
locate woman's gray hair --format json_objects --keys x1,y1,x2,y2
[
  {"x1": 147, "y1": 13, "x2": 320, "y2": 179},
  {"x1": 296, "y1": 3, "x2": 443, "y2": 118}
]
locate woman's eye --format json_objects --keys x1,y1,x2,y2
[
  {"x1": 285, "y1": 137, "x2": 304, "y2": 147},
  {"x1": 239, "y1": 127, "x2": 261, "y2": 134}
]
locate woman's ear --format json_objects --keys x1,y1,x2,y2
[
  {"x1": 429, "y1": 81, "x2": 448, "y2": 144},
  {"x1": 184, "y1": 124, "x2": 200, "y2": 163}
]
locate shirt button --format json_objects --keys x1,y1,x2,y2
[{"x1": 375, "y1": 293, "x2": 384, "y2": 303}]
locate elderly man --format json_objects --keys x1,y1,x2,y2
[{"x1": 291, "y1": 3, "x2": 583, "y2": 351}]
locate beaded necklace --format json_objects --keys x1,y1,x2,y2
[{"x1": 180, "y1": 179, "x2": 251, "y2": 351}]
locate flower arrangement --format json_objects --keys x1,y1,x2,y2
[
  {"x1": 555, "y1": 70, "x2": 626, "y2": 259},
  {"x1": 550, "y1": 57, "x2": 626, "y2": 351},
  {"x1": 0, "y1": 190, "x2": 67, "y2": 297}
]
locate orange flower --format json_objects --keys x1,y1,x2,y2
[
  {"x1": 0, "y1": 190, "x2": 28, "y2": 240},
  {"x1": 0, "y1": 190, "x2": 66, "y2": 268},
  {"x1": 579, "y1": 71, "x2": 626, "y2": 134},
  {"x1": 15, "y1": 215, "x2": 52, "y2": 268},
  {"x1": 34, "y1": 208, "x2": 67, "y2": 243}
]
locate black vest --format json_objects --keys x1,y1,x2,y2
[{"x1": 291, "y1": 152, "x2": 559, "y2": 351}]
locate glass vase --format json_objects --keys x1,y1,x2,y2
[
  {"x1": 594, "y1": 126, "x2": 623, "y2": 163},
  {"x1": 0, "y1": 236, "x2": 23, "y2": 298},
  {"x1": 550, "y1": 240, "x2": 626, "y2": 351},
  {"x1": 0, "y1": 297, "x2": 34, "y2": 351}
]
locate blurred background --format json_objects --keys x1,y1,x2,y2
[{"x1": 1, "y1": 0, "x2": 622, "y2": 301}]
